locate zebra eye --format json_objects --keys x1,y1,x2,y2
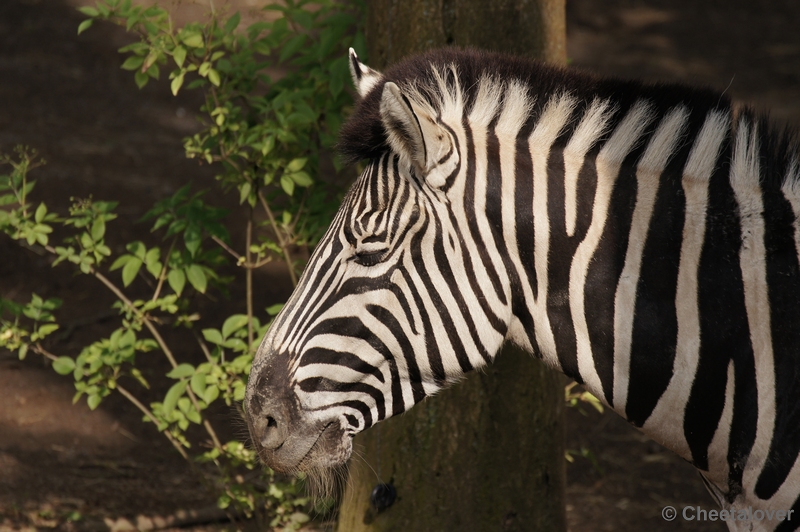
[{"x1": 352, "y1": 249, "x2": 387, "y2": 267}]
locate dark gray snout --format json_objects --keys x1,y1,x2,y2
[
  {"x1": 247, "y1": 392, "x2": 290, "y2": 452},
  {"x1": 245, "y1": 357, "x2": 352, "y2": 473}
]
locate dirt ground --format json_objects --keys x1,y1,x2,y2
[{"x1": 1, "y1": 0, "x2": 798, "y2": 531}]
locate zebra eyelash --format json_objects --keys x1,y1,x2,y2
[{"x1": 351, "y1": 248, "x2": 388, "y2": 267}]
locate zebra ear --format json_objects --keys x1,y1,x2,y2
[
  {"x1": 348, "y1": 48, "x2": 382, "y2": 98},
  {"x1": 380, "y1": 82, "x2": 450, "y2": 179}
]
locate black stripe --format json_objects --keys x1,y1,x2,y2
[
  {"x1": 305, "y1": 314, "x2": 400, "y2": 423},
  {"x1": 323, "y1": 400, "x2": 373, "y2": 429},
  {"x1": 462, "y1": 117, "x2": 508, "y2": 306},
  {"x1": 485, "y1": 119, "x2": 540, "y2": 357},
  {"x1": 298, "y1": 377, "x2": 385, "y2": 421},
  {"x1": 514, "y1": 126, "x2": 538, "y2": 299},
  {"x1": 585, "y1": 146, "x2": 641, "y2": 405},
  {"x1": 298, "y1": 347, "x2": 384, "y2": 383},
  {"x1": 625, "y1": 141, "x2": 685, "y2": 426},
  {"x1": 546, "y1": 141, "x2": 596, "y2": 380},
  {"x1": 366, "y1": 303, "x2": 426, "y2": 408},
  {"x1": 754, "y1": 169, "x2": 800, "y2": 499},
  {"x1": 687, "y1": 145, "x2": 755, "y2": 492},
  {"x1": 405, "y1": 213, "x2": 447, "y2": 385}
]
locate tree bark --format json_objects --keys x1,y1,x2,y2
[{"x1": 337, "y1": 2, "x2": 567, "y2": 530}]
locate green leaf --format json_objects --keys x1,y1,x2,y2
[
  {"x1": 52, "y1": 356, "x2": 75, "y2": 375},
  {"x1": 37, "y1": 323, "x2": 59, "y2": 338},
  {"x1": 287, "y1": 157, "x2": 307, "y2": 172},
  {"x1": 279, "y1": 34, "x2": 307, "y2": 62},
  {"x1": 109, "y1": 255, "x2": 130, "y2": 271},
  {"x1": 166, "y1": 363, "x2": 195, "y2": 379},
  {"x1": 207, "y1": 68, "x2": 221, "y2": 87},
  {"x1": 224, "y1": 12, "x2": 241, "y2": 33},
  {"x1": 35, "y1": 203, "x2": 47, "y2": 223},
  {"x1": 77, "y1": 19, "x2": 94, "y2": 35},
  {"x1": 190, "y1": 372, "x2": 207, "y2": 396},
  {"x1": 77, "y1": 6, "x2": 100, "y2": 16},
  {"x1": 280, "y1": 175, "x2": 295, "y2": 196},
  {"x1": 202, "y1": 328, "x2": 223, "y2": 345},
  {"x1": 238, "y1": 182, "x2": 251, "y2": 205},
  {"x1": 18, "y1": 344, "x2": 28, "y2": 360},
  {"x1": 266, "y1": 303, "x2": 284, "y2": 316},
  {"x1": 134, "y1": 70, "x2": 149, "y2": 89},
  {"x1": 163, "y1": 380, "x2": 188, "y2": 415},
  {"x1": 144, "y1": 247, "x2": 161, "y2": 277},
  {"x1": 222, "y1": 314, "x2": 249, "y2": 339},
  {"x1": 291, "y1": 171, "x2": 313, "y2": 187},
  {"x1": 91, "y1": 218, "x2": 105, "y2": 241},
  {"x1": 186, "y1": 407, "x2": 202, "y2": 424},
  {"x1": 183, "y1": 225, "x2": 201, "y2": 256},
  {"x1": 168, "y1": 269, "x2": 186, "y2": 295},
  {"x1": 173, "y1": 46, "x2": 187, "y2": 68},
  {"x1": 170, "y1": 72, "x2": 185, "y2": 96},
  {"x1": 121, "y1": 55, "x2": 145, "y2": 71},
  {"x1": 181, "y1": 31, "x2": 204, "y2": 48},
  {"x1": 203, "y1": 384, "x2": 219, "y2": 404},
  {"x1": 233, "y1": 381, "x2": 245, "y2": 402},
  {"x1": 290, "y1": 512, "x2": 310, "y2": 525},
  {"x1": 223, "y1": 338, "x2": 246, "y2": 351},
  {"x1": 131, "y1": 368, "x2": 150, "y2": 389},
  {"x1": 186, "y1": 264, "x2": 207, "y2": 293},
  {"x1": 87, "y1": 394, "x2": 102, "y2": 410},
  {"x1": 121, "y1": 257, "x2": 142, "y2": 286}
]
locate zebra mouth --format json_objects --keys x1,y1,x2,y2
[{"x1": 295, "y1": 420, "x2": 336, "y2": 471}]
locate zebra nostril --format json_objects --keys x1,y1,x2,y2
[{"x1": 258, "y1": 411, "x2": 286, "y2": 450}]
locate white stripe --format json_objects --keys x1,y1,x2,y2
[
  {"x1": 468, "y1": 77, "x2": 513, "y2": 316},
  {"x1": 640, "y1": 110, "x2": 729, "y2": 457},
  {"x1": 705, "y1": 360, "x2": 736, "y2": 488},
  {"x1": 495, "y1": 81, "x2": 534, "y2": 358},
  {"x1": 731, "y1": 119, "x2": 777, "y2": 495},
  {"x1": 571, "y1": 99, "x2": 654, "y2": 399},
  {"x1": 497, "y1": 81, "x2": 537, "y2": 355},
  {"x1": 612, "y1": 106, "x2": 691, "y2": 412},
  {"x1": 505, "y1": 93, "x2": 576, "y2": 365},
  {"x1": 761, "y1": 447, "x2": 800, "y2": 520},
  {"x1": 563, "y1": 98, "x2": 615, "y2": 237},
  {"x1": 781, "y1": 159, "x2": 800, "y2": 265}
]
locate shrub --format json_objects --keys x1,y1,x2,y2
[{"x1": 0, "y1": 0, "x2": 364, "y2": 528}]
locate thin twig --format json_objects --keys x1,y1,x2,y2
[
  {"x1": 42, "y1": 244, "x2": 224, "y2": 451},
  {"x1": 212, "y1": 235, "x2": 241, "y2": 260},
  {"x1": 152, "y1": 237, "x2": 177, "y2": 302},
  {"x1": 117, "y1": 383, "x2": 191, "y2": 461},
  {"x1": 31, "y1": 343, "x2": 190, "y2": 461},
  {"x1": 193, "y1": 330, "x2": 215, "y2": 363},
  {"x1": 245, "y1": 205, "x2": 254, "y2": 348},
  {"x1": 258, "y1": 190, "x2": 298, "y2": 287}
]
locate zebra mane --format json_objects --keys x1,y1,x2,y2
[{"x1": 338, "y1": 47, "x2": 800, "y2": 191}]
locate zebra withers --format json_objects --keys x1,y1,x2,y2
[{"x1": 245, "y1": 48, "x2": 800, "y2": 529}]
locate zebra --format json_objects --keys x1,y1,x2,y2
[{"x1": 244, "y1": 48, "x2": 800, "y2": 530}]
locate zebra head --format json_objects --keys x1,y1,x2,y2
[{"x1": 245, "y1": 50, "x2": 515, "y2": 475}]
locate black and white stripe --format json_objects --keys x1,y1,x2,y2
[{"x1": 246, "y1": 48, "x2": 800, "y2": 529}]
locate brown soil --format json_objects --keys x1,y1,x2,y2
[{"x1": 0, "y1": 0, "x2": 798, "y2": 531}]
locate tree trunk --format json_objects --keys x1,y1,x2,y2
[{"x1": 336, "y1": 2, "x2": 567, "y2": 530}]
